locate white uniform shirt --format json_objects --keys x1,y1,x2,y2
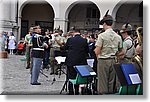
[{"x1": 123, "y1": 36, "x2": 135, "y2": 58}]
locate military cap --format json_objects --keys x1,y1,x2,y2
[
  {"x1": 70, "y1": 26, "x2": 75, "y2": 31},
  {"x1": 120, "y1": 23, "x2": 132, "y2": 33},
  {"x1": 99, "y1": 10, "x2": 113, "y2": 25}
]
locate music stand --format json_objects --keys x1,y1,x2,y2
[
  {"x1": 114, "y1": 63, "x2": 142, "y2": 94},
  {"x1": 59, "y1": 58, "x2": 95, "y2": 94},
  {"x1": 55, "y1": 56, "x2": 66, "y2": 77},
  {"x1": 40, "y1": 69, "x2": 48, "y2": 78},
  {"x1": 74, "y1": 65, "x2": 96, "y2": 94},
  {"x1": 51, "y1": 49, "x2": 66, "y2": 84},
  {"x1": 51, "y1": 56, "x2": 66, "y2": 85},
  {"x1": 60, "y1": 59, "x2": 95, "y2": 94},
  {"x1": 54, "y1": 50, "x2": 66, "y2": 76},
  {"x1": 74, "y1": 65, "x2": 96, "y2": 77}
]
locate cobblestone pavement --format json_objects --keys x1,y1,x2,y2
[{"x1": 0, "y1": 54, "x2": 67, "y2": 95}]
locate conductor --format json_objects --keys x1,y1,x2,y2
[
  {"x1": 30, "y1": 26, "x2": 48, "y2": 85},
  {"x1": 65, "y1": 27, "x2": 89, "y2": 95}
]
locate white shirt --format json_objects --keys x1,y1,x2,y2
[{"x1": 123, "y1": 36, "x2": 135, "y2": 58}]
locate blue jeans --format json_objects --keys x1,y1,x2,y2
[{"x1": 31, "y1": 57, "x2": 43, "y2": 84}]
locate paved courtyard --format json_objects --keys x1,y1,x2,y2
[{"x1": 0, "y1": 54, "x2": 67, "y2": 95}]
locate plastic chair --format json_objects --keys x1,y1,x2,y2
[
  {"x1": 69, "y1": 74, "x2": 91, "y2": 95},
  {"x1": 116, "y1": 84, "x2": 142, "y2": 95},
  {"x1": 69, "y1": 74, "x2": 88, "y2": 85}
]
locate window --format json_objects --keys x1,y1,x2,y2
[
  {"x1": 86, "y1": 7, "x2": 92, "y2": 18},
  {"x1": 21, "y1": 20, "x2": 28, "y2": 38},
  {"x1": 86, "y1": 7, "x2": 100, "y2": 18}
]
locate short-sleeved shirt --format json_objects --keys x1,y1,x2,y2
[
  {"x1": 61, "y1": 36, "x2": 68, "y2": 44},
  {"x1": 95, "y1": 28, "x2": 122, "y2": 59},
  {"x1": 123, "y1": 36, "x2": 135, "y2": 58},
  {"x1": 52, "y1": 35, "x2": 63, "y2": 48},
  {"x1": 25, "y1": 34, "x2": 32, "y2": 44}
]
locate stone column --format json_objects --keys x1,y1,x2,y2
[{"x1": 0, "y1": 1, "x2": 13, "y2": 32}]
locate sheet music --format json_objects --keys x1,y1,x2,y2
[
  {"x1": 87, "y1": 59, "x2": 94, "y2": 67},
  {"x1": 90, "y1": 72, "x2": 96, "y2": 76},
  {"x1": 55, "y1": 56, "x2": 66, "y2": 64},
  {"x1": 51, "y1": 34, "x2": 55, "y2": 40},
  {"x1": 129, "y1": 74, "x2": 141, "y2": 84},
  {"x1": 75, "y1": 65, "x2": 96, "y2": 77}
]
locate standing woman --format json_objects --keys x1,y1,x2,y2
[{"x1": 8, "y1": 32, "x2": 16, "y2": 55}]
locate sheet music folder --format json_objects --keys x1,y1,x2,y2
[
  {"x1": 114, "y1": 63, "x2": 141, "y2": 86},
  {"x1": 74, "y1": 65, "x2": 96, "y2": 77}
]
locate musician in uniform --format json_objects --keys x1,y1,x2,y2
[
  {"x1": 43, "y1": 30, "x2": 52, "y2": 69},
  {"x1": 135, "y1": 27, "x2": 143, "y2": 58},
  {"x1": 94, "y1": 11, "x2": 123, "y2": 94},
  {"x1": 50, "y1": 29, "x2": 64, "y2": 75},
  {"x1": 119, "y1": 23, "x2": 135, "y2": 63},
  {"x1": 25, "y1": 27, "x2": 33, "y2": 69},
  {"x1": 133, "y1": 27, "x2": 143, "y2": 81},
  {"x1": 30, "y1": 26, "x2": 48, "y2": 85}
]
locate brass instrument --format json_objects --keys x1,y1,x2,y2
[
  {"x1": 136, "y1": 27, "x2": 143, "y2": 46},
  {"x1": 132, "y1": 54, "x2": 143, "y2": 71},
  {"x1": 132, "y1": 27, "x2": 143, "y2": 80}
]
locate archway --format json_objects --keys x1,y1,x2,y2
[
  {"x1": 20, "y1": 1, "x2": 55, "y2": 38},
  {"x1": 112, "y1": 1, "x2": 143, "y2": 29},
  {"x1": 66, "y1": 1, "x2": 100, "y2": 33}
]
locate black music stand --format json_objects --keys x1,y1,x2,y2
[
  {"x1": 51, "y1": 49, "x2": 66, "y2": 84},
  {"x1": 40, "y1": 69, "x2": 48, "y2": 78},
  {"x1": 55, "y1": 56, "x2": 66, "y2": 78},
  {"x1": 74, "y1": 65, "x2": 96, "y2": 77},
  {"x1": 51, "y1": 56, "x2": 66, "y2": 85},
  {"x1": 60, "y1": 73, "x2": 68, "y2": 94},
  {"x1": 74, "y1": 65, "x2": 96, "y2": 95},
  {"x1": 59, "y1": 59, "x2": 95, "y2": 94},
  {"x1": 114, "y1": 63, "x2": 142, "y2": 94}
]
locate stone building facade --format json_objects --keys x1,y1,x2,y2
[{"x1": 0, "y1": 0, "x2": 143, "y2": 41}]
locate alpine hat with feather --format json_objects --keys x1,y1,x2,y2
[{"x1": 99, "y1": 10, "x2": 113, "y2": 25}]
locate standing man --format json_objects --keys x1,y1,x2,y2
[
  {"x1": 50, "y1": 29, "x2": 64, "y2": 75},
  {"x1": 25, "y1": 27, "x2": 33, "y2": 69},
  {"x1": 31, "y1": 26, "x2": 48, "y2": 85},
  {"x1": 120, "y1": 23, "x2": 135, "y2": 63},
  {"x1": 43, "y1": 30, "x2": 52, "y2": 69},
  {"x1": 94, "y1": 12, "x2": 123, "y2": 94},
  {"x1": 65, "y1": 28, "x2": 89, "y2": 95}
]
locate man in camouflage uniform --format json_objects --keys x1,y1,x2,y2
[
  {"x1": 94, "y1": 13, "x2": 123, "y2": 94},
  {"x1": 119, "y1": 23, "x2": 135, "y2": 63},
  {"x1": 50, "y1": 30, "x2": 65, "y2": 75}
]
